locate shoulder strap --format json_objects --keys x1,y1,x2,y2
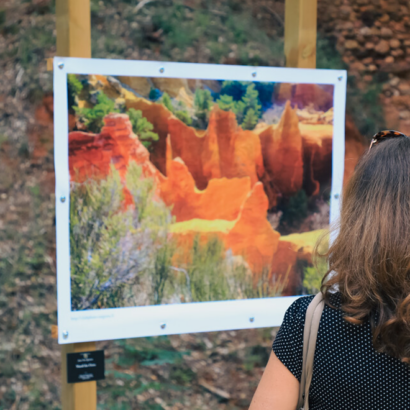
[{"x1": 296, "y1": 293, "x2": 325, "y2": 410}]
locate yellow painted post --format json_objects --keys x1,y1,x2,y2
[
  {"x1": 55, "y1": 0, "x2": 95, "y2": 408},
  {"x1": 61, "y1": 342, "x2": 97, "y2": 410},
  {"x1": 284, "y1": 0, "x2": 317, "y2": 68},
  {"x1": 56, "y1": 0, "x2": 92, "y2": 58}
]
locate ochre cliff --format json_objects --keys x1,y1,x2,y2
[
  {"x1": 126, "y1": 94, "x2": 265, "y2": 190},
  {"x1": 168, "y1": 182, "x2": 280, "y2": 275},
  {"x1": 299, "y1": 124, "x2": 333, "y2": 196},
  {"x1": 125, "y1": 96, "x2": 173, "y2": 175},
  {"x1": 257, "y1": 101, "x2": 304, "y2": 201},
  {"x1": 205, "y1": 108, "x2": 264, "y2": 188},
  {"x1": 69, "y1": 113, "x2": 159, "y2": 184},
  {"x1": 271, "y1": 230, "x2": 325, "y2": 295},
  {"x1": 160, "y1": 137, "x2": 252, "y2": 222},
  {"x1": 125, "y1": 92, "x2": 334, "y2": 204},
  {"x1": 226, "y1": 182, "x2": 280, "y2": 275}
]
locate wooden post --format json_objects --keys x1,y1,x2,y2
[
  {"x1": 284, "y1": 0, "x2": 317, "y2": 68},
  {"x1": 55, "y1": 0, "x2": 95, "y2": 408},
  {"x1": 56, "y1": 0, "x2": 92, "y2": 58},
  {"x1": 61, "y1": 342, "x2": 97, "y2": 410}
]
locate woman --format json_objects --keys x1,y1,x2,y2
[{"x1": 250, "y1": 131, "x2": 410, "y2": 410}]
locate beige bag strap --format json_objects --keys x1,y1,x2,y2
[{"x1": 296, "y1": 293, "x2": 325, "y2": 410}]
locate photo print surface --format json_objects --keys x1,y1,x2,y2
[
  {"x1": 67, "y1": 74, "x2": 335, "y2": 311},
  {"x1": 54, "y1": 58, "x2": 345, "y2": 343}
]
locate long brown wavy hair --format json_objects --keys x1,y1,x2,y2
[{"x1": 321, "y1": 135, "x2": 410, "y2": 362}]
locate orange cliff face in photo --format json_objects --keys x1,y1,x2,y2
[{"x1": 69, "y1": 113, "x2": 160, "y2": 183}]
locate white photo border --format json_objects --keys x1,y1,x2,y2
[{"x1": 54, "y1": 57, "x2": 346, "y2": 344}]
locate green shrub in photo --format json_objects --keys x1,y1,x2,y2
[
  {"x1": 217, "y1": 83, "x2": 262, "y2": 130},
  {"x1": 241, "y1": 108, "x2": 259, "y2": 131},
  {"x1": 239, "y1": 83, "x2": 262, "y2": 124},
  {"x1": 217, "y1": 94, "x2": 236, "y2": 111},
  {"x1": 70, "y1": 163, "x2": 172, "y2": 310},
  {"x1": 67, "y1": 74, "x2": 83, "y2": 110},
  {"x1": 220, "y1": 80, "x2": 248, "y2": 101},
  {"x1": 127, "y1": 108, "x2": 159, "y2": 151},
  {"x1": 303, "y1": 257, "x2": 328, "y2": 295},
  {"x1": 74, "y1": 91, "x2": 118, "y2": 133},
  {"x1": 159, "y1": 92, "x2": 192, "y2": 126},
  {"x1": 193, "y1": 89, "x2": 213, "y2": 129},
  {"x1": 174, "y1": 109, "x2": 192, "y2": 126},
  {"x1": 185, "y1": 236, "x2": 230, "y2": 302},
  {"x1": 280, "y1": 190, "x2": 309, "y2": 229},
  {"x1": 159, "y1": 92, "x2": 174, "y2": 112},
  {"x1": 172, "y1": 237, "x2": 286, "y2": 303}
]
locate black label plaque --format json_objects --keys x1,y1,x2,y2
[{"x1": 67, "y1": 350, "x2": 105, "y2": 383}]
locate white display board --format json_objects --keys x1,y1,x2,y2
[{"x1": 54, "y1": 57, "x2": 346, "y2": 344}]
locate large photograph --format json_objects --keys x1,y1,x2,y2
[{"x1": 67, "y1": 73, "x2": 334, "y2": 311}]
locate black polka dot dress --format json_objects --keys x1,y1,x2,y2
[{"x1": 272, "y1": 293, "x2": 410, "y2": 410}]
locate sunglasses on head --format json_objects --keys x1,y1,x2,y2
[{"x1": 368, "y1": 130, "x2": 408, "y2": 152}]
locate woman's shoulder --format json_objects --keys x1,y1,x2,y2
[
  {"x1": 284, "y1": 295, "x2": 315, "y2": 324},
  {"x1": 284, "y1": 292, "x2": 342, "y2": 324}
]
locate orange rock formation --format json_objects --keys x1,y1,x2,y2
[
  {"x1": 258, "y1": 101, "x2": 304, "y2": 201},
  {"x1": 226, "y1": 183, "x2": 280, "y2": 274},
  {"x1": 125, "y1": 97, "x2": 173, "y2": 175},
  {"x1": 299, "y1": 124, "x2": 333, "y2": 196},
  {"x1": 69, "y1": 113, "x2": 159, "y2": 183},
  {"x1": 270, "y1": 231, "x2": 321, "y2": 296},
  {"x1": 270, "y1": 241, "x2": 300, "y2": 295},
  {"x1": 160, "y1": 137, "x2": 252, "y2": 222},
  {"x1": 126, "y1": 97, "x2": 265, "y2": 191},
  {"x1": 167, "y1": 107, "x2": 265, "y2": 190},
  {"x1": 168, "y1": 182, "x2": 280, "y2": 276},
  {"x1": 206, "y1": 108, "x2": 264, "y2": 187}
]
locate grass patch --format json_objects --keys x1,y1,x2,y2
[{"x1": 18, "y1": 25, "x2": 54, "y2": 69}]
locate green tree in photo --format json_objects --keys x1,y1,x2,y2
[
  {"x1": 175, "y1": 109, "x2": 192, "y2": 125},
  {"x1": 160, "y1": 92, "x2": 173, "y2": 112},
  {"x1": 254, "y1": 82, "x2": 275, "y2": 107},
  {"x1": 217, "y1": 83, "x2": 262, "y2": 130},
  {"x1": 220, "y1": 80, "x2": 247, "y2": 101},
  {"x1": 159, "y1": 92, "x2": 192, "y2": 126},
  {"x1": 281, "y1": 190, "x2": 309, "y2": 229},
  {"x1": 193, "y1": 88, "x2": 213, "y2": 129},
  {"x1": 241, "y1": 84, "x2": 262, "y2": 119},
  {"x1": 217, "y1": 94, "x2": 236, "y2": 111},
  {"x1": 127, "y1": 108, "x2": 159, "y2": 151},
  {"x1": 241, "y1": 108, "x2": 259, "y2": 130},
  {"x1": 67, "y1": 74, "x2": 83, "y2": 110},
  {"x1": 75, "y1": 91, "x2": 117, "y2": 133}
]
